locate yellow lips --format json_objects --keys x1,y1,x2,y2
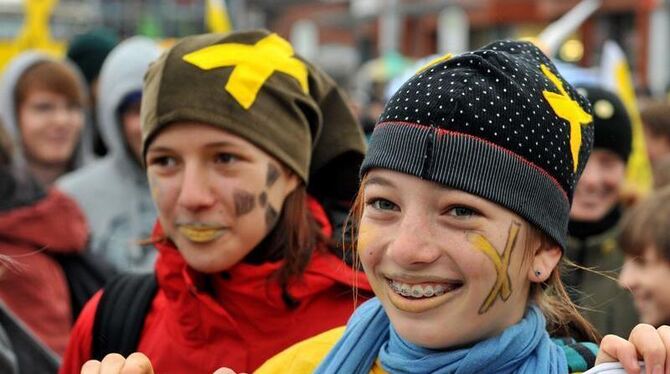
[{"x1": 178, "y1": 226, "x2": 225, "y2": 243}]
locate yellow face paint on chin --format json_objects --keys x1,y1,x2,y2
[{"x1": 178, "y1": 226, "x2": 226, "y2": 243}]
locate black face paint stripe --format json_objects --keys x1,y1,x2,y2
[
  {"x1": 258, "y1": 191, "x2": 267, "y2": 207},
  {"x1": 234, "y1": 189, "x2": 256, "y2": 217},
  {"x1": 266, "y1": 163, "x2": 280, "y2": 187},
  {"x1": 265, "y1": 205, "x2": 278, "y2": 229}
]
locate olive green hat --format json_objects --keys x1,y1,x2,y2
[{"x1": 141, "y1": 29, "x2": 365, "y2": 190}]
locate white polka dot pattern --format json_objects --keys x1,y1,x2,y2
[{"x1": 377, "y1": 40, "x2": 594, "y2": 197}]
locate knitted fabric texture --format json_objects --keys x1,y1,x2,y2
[
  {"x1": 361, "y1": 40, "x2": 594, "y2": 250},
  {"x1": 140, "y1": 30, "x2": 364, "y2": 186},
  {"x1": 66, "y1": 28, "x2": 119, "y2": 84},
  {"x1": 574, "y1": 85, "x2": 632, "y2": 163}
]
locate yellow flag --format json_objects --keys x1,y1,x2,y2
[
  {"x1": 600, "y1": 40, "x2": 653, "y2": 198},
  {"x1": 0, "y1": 0, "x2": 64, "y2": 69},
  {"x1": 206, "y1": 0, "x2": 232, "y2": 33}
]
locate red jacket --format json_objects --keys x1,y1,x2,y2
[
  {"x1": 0, "y1": 189, "x2": 89, "y2": 355},
  {"x1": 60, "y1": 198, "x2": 371, "y2": 373}
]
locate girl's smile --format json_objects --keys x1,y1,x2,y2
[
  {"x1": 385, "y1": 276, "x2": 465, "y2": 313},
  {"x1": 356, "y1": 169, "x2": 544, "y2": 349}
]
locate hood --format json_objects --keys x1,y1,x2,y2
[
  {"x1": 97, "y1": 36, "x2": 162, "y2": 158},
  {"x1": 0, "y1": 188, "x2": 88, "y2": 254},
  {"x1": 0, "y1": 51, "x2": 93, "y2": 176}
]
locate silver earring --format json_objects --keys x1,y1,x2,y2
[{"x1": 534, "y1": 270, "x2": 541, "y2": 277}]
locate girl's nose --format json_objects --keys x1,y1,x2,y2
[{"x1": 177, "y1": 163, "x2": 217, "y2": 212}]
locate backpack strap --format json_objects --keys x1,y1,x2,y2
[{"x1": 91, "y1": 272, "x2": 158, "y2": 360}]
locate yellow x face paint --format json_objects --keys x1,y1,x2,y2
[{"x1": 468, "y1": 222, "x2": 521, "y2": 314}]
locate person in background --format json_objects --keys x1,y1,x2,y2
[
  {"x1": 59, "y1": 30, "x2": 372, "y2": 374},
  {"x1": 652, "y1": 157, "x2": 670, "y2": 190},
  {"x1": 67, "y1": 28, "x2": 119, "y2": 158},
  {"x1": 640, "y1": 100, "x2": 670, "y2": 169},
  {"x1": 59, "y1": 36, "x2": 162, "y2": 272},
  {"x1": 563, "y1": 85, "x2": 638, "y2": 338},
  {"x1": 0, "y1": 51, "x2": 89, "y2": 187},
  {"x1": 618, "y1": 186, "x2": 670, "y2": 328},
  {"x1": 0, "y1": 117, "x2": 109, "y2": 359}
]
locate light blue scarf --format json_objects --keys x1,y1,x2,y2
[{"x1": 315, "y1": 298, "x2": 567, "y2": 374}]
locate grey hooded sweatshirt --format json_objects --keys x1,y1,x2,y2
[
  {"x1": 0, "y1": 51, "x2": 93, "y2": 183},
  {"x1": 58, "y1": 37, "x2": 161, "y2": 272}
]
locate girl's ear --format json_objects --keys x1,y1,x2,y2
[{"x1": 528, "y1": 242, "x2": 562, "y2": 283}]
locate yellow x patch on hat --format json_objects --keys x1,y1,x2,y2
[
  {"x1": 182, "y1": 33, "x2": 309, "y2": 109},
  {"x1": 541, "y1": 64, "x2": 592, "y2": 172}
]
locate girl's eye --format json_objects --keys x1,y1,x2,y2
[
  {"x1": 32, "y1": 103, "x2": 55, "y2": 113},
  {"x1": 632, "y1": 256, "x2": 646, "y2": 266},
  {"x1": 447, "y1": 206, "x2": 478, "y2": 218},
  {"x1": 369, "y1": 198, "x2": 398, "y2": 211},
  {"x1": 215, "y1": 153, "x2": 237, "y2": 164},
  {"x1": 149, "y1": 156, "x2": 177, "y2": 168}
]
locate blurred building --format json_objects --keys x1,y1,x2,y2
[
  {"x1": 244, "y1": 0, "x2": 670, "y2": 98},
  {"x1": 0, "y1": 0, "x2": 666, "y2": 96}
]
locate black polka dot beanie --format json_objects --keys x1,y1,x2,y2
[
  {"x1": 574, "y1": 85, "x2": 632, "y2": 163},
  {"x1": 361, "y1": 40, "x2": 594, "y2": 250}
]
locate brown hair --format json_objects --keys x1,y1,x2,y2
[
  {"x1": 524, "y1": 227, "x2": 601, "y2": 343},
  {"x1": 640, "y1": 100, "x2": 670, "y2": 139},
  {"x1": 346, "y1": 175, "x2": 600, "y2": 343},
  {"x1": 247, "y1": 184, "x2": 331, "y2": 308},
  {"x1": 618, "y1": 186, "x2": 670, "y2": 260},
  {"x1": 0, "y1": 120, "x2": 12, "y2": 166},
  {"x1": 14, "y1": 60, "x2": 85, "y2": 109}
]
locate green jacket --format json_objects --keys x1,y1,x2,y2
[{"x1": 563, "y1": 226, "x2": 638, "y2": 337}]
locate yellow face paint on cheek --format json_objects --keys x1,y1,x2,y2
[
  {"x1": 467, "y1": 222, "x2": 521, "y2": 314},
  {"x1": 357, "y1": 222, "x2": 386, "y2": 267},
  {"x1": 357, "y1": 223, "x2": 374, "y2": 257},
  {"x1": 148, "y1": 173, "x2": 161, "y2": 201}
]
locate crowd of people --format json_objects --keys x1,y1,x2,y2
[{"x1": 2, "y1": 24, "x2": 670, "y2": 374}]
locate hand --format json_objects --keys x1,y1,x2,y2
[
  {"x1": 597, "y1": 324, "x2": 670, "y2": 374},
  {"x1": 80, "y1": 352, "x2": 154, "y2": 374}
]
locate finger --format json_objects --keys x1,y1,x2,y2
[
  {"x1": 656, "y1": 325, "x2": 670, "y2": 373},
  {"x1": 596, "y1": 334, "x2": 640, "y2": 373},
  {"x1": 629, "y1": 324, "x2": 666, "y2": 374},
  {"x1": 121, "y1": 352, "x2": 154, "y2": 374},
  {"x1": 80, "y1": 360, "x2": 102, "y2": 374},
  {"x1": 99, "y1": 353, "x2": 127, "y2": 374}
]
